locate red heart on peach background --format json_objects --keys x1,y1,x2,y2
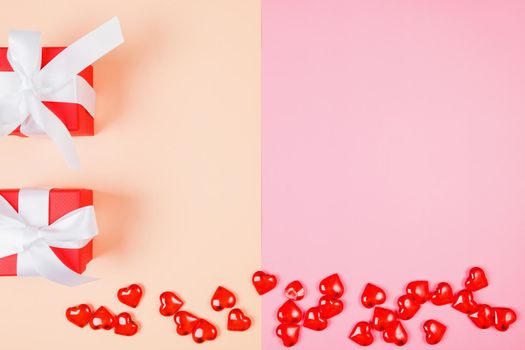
[
  {"x1": 159, "y1": 291, "x2": 184, "y2": 317},
  {"x1": 66, "y1": 304, "x2": 92, "y2": 328},
  {"x1": 174, "y1": 311, "x2": 199, "y2": 336},
  {"x1": 192, "y1": 319, "x2": 217, "y2": 343},
  {"x1": 253, "y1": 271, "x2": 277, "y2": 295},
  {"x1": 227, "y1": 308, "x2": 251, "y2": 331},
  {"x1": 211, "y1": 286, "x2": 236, "y2": 311},
  {"x1": 89, "y1": 306, "x2": 115, "y2": 330},
  {"x1": 114, "y1": 312, "x2": 139, "y2": 336},
  {"x1": 117, "y1": 284, "x2": 143, "y2": 308}
]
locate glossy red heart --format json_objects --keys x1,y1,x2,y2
[
  {"x1": 318, "y1": 295, "x2": 344, "y2": 319},
  {"x1": 468, "y1": 304, "x2": 493, "y2": 329},
  {"x1": 66, "y1": 304, "x2": 92, "y2": 328},
  {"x1": 285, "y1": 280, "x2": 305, "y2": 301},
  {"x1": 423, "y1": 319, "x2": 446, "y2": 345},
  {"x1": 493, "y1": 307, "x2": 517, "y2": 332},
  {"x1": 117, "y1": 283, "x2": 143, "y2": 308},
  {"x1": 431, "y1": 282, "x2": 454, "y2": 306},
  {"x1": 465, "y1": 267, "x2": 488, "y2": 292},
  {"x1": 89, "y1": 306, "x2": 115, "y2": 330},
  {"x1": 276, "y1": 324, "x2": 301, "y2": 347},
  {"x1": 211, "y1": 286, "x2": 236, "y2": 311},
  {"x1": 174, "y1": 311, "x2": 199, "y2": 336},
  {"x1": 348, "y1": 321, "x2": 374, "y2": 346},
  {"x1": 253, "y1": 271, "x2": 278, "y2": 295},
  {"x1": 371, "y1": 307, "x2": 397, "y2": 331},
  {"x1": 277, "y1": 300, "x2": 303, "y2": 324},
  {"x1": 114, "y1": 312, "x2": 139, "y2": 336},
  {"x1": 303, "y1": 307, "x2": 328, "y2": 331},
  {"x1": 383, "y1": 321, "x2": 408, "y2": 346},
  {"x1": 319, "y1": 273, "x2": 344, "y2": 298},
  {"x1": 361, "y1": 283, "x2": 386, "y2": 308},
  {"x1": 159, "y1": 291, "x2": 184, "y2": 316},
  {"x1": 192, "y1": 319, "x2": 217, "y2": 343},
  {"x1": 227, "y1": 308, "x2": 251, "y2": 331},
  {"x1": 406, "y1": 280, "x2": 430, "y2": 304},
  {"x1": 452, "y1": 289, "x2": 479, "y2": 314},
  {"x1": 397, "y1": 294, "x2": 420, "y2": 320}
]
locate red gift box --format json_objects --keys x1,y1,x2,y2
[
  {"x1": 0, "y1": 188, "x2": 93, "y2": 276},
  {"x1": 0, "y1": 47, "x2": 94, "y2": 136}
]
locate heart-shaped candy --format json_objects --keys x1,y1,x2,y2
[
  {"x1": 89, "y1": 306, "x2": 115, "y2": 330},
  {"x1": 159, "y1": 291, "x2": 184, "y2": 316},
  {"x1": 397, "y1": 294, "x2": 420, "y2": 320},
  {"x1": 211, "y1": 286, "x2": 236, "y2": 311},
  {"x1": 348, "y1": 321, "x2": 374, "y2": 346},
  {"x1": 452, "y1": 290, "x2": 478, "y2": 314},
  {"x1": 318, "y1": 295, "x2": 344, "y2": 319},
  {"x1": 66, "y1": 304, "x2": 93, "y2": 328},
  {"x1": 117, "y1": 283, "x2": 143, "y2": 308},
  {"x1": 406, "y1": 280, "x2": 430, "y2": 304},
  {"x1": 277, "y1": 300, "x2": 303, "y2": 324},
  {"x1": 192, "y1": 319, "x2": 217, "y2": 343},
  {"x1": 276, "y1": 324, "x2": 301, "y2": 347},
  {"x1": 174, "y1": 311, "x2": 199, "y2": 336},
  {"x1": 361, "y1": 283, "x2": 386, "y2": 308},
  {"x1": 228, "y1": 308, "x2": 251, "y2": 331},
  {"x1": 465, "y1": 267, "x2": 488, "y2": 292},
  {"x1": 253, "y1": 271, "x2": 277, "y2": 295},
  {"x1": 423, "y1": 319, "x2": 446, "y2": 345},
  {"x1": 431, "y1": 282, "x2": 454, "y2": 306},
  {"x1": 114, "y1": 312, "x2": 139, "y2": 336},
  {"x1": 319, "y1": 273, "x2": 344, "y2": 298},
  {"x1": 493, "y1": 307, "x2": 517, "y2": 332},
  {"x1": 468, "y1": 304, "x2": 493, "y2": 329},
  {"x1": 303, "y1": 307, "x2": 328, "y2": 331},
  {"x1": 285, "y1": 280, "x2": 305, "y2": 301},
  {"x1": 371, "y1": 307, "x2": 397, "y2": 331},
  {"x1": 383, "y1": 321, "x2": 408, "y2": 346}
]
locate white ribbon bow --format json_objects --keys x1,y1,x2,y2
[
  {"x1": 0, "y1": 189, "x2": 99, "y2": 286},
  {"x1": 0, "y1": 17, "x2": 124, "y2": 169}
]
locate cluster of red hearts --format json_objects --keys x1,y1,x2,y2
[{"x1": 252, "y1": 267, "x2": 518, "y2": 347}]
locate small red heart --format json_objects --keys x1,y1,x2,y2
[
  {"x1": 159, "y1": 291, "x2": 184, "y2": 316},
  {"x1": 174, "y1": 311, "x2": 199, "y2": 336},
  {"x1": 406, "y1": 280, "x2": 430, "y2": 304},
  {"x1": 431, "y1": 282, "x2": 454, "y2": 306},
  {"x1": 192, "y1": 319, "x2": 218, "y2": 343},
  {"x1": 452, "y1": 289, "x2": 479, "y2": 314},
  {"x1": 114, "y1": 312, "x2": 139, "y2": 336},
  {"x1": 303, "y1": 307, "x2": 328, "y2": 331},
  {"x1": 89, "y1": 306, "x2": 115, "y2": 330},
  {"x1": 423, "y1": 319, "x2": 447, "y2": 345},
  {"x1": 319, "y1": 273, "x2": 344, "y2": 298},
  {"x1": 361, "y1": 283, "x2": 386, "y2": 308},
  {"x1": 371, "y1": 307, "x2": 397, "y2": 331},
  {"x1": 348, "y1": 321, "x2": 374, "y2": 346},
  {"x1": 285, "y1": 280, "x2": 305, "y2": 301},
  {"x1": 465, "y1": 267, "x2": 488, "y2": 292},
  {"x1": 468, "y1": 304, "x2": 493, "y2": 329},
  {"x1": 117, "y1": 283, "x2": 143, "y2": 308},
  {"x1": 318, "y1": 295, "x2": 344, "y2": 319},
  {"x1": 397, "y1": 294, "x2": 420, "y2": 320},
  {"x1": 253, "y1": 271, "x2": 278, "y2": 295},
  {"x1": 277, "y1": 300, "x2": 303, "y2": 324},
  {"x1": 211, "y1": 286, "x2": 236, "y2": 311},
  {"x1": 227, "y1": 308, "x2": 251, "y2": 331},
  {"x1": 383, "y1": 321, "x2": 408, "y2": 346},
  {"x1": 66, "y1": 304, "x2": 92, "y2": 328},
  {"x1": 493, "y1": 307, "x2": 517, "y2": 332},
  {"x1": 276, "y1": 323, "x2": 301, "y2": 347}
]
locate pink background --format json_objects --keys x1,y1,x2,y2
[{"x1": 262, "y1": 1, "x2": 524, "y2": 349}]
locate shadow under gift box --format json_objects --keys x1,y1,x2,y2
[
  {"x1": 0, "y1": 189, "x2": 93, "y2": 276},
  {"x1": 0, "y1": 47, "x2": 94, "y2": 136}
]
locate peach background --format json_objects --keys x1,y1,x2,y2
[{"x1": 0, "y1": 1, "x2": 260, "y2": 350}]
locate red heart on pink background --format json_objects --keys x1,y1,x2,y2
[
  {"x1": 349, "y1": 321, "x2": 374, "y2": 346},
  {"x1": 253, "y1": 271, "x2": 278, "y2": 295},
  {"x1": 303, "y1": 307, "x2": 328, "y2": 331},
  {"x1": 361, "y1": 283, "x2": 386, "y2": 308},
  {"x1": 319, "y1": 273, "x2": 344, "y2": 298},
  {"x1": 423, "y1": 319, "x2": 447, "y2": 345},
  {"x1": 431, "y1": 282, "x2": 454, "y2": 306},
  {"x1": 276, "y1": 323, "x2": 301, "y2": 347},
  {"x1": 465, "y1": 267, "x2": 489, "y2": 292},
  {"x1": 277, "y1": 300, "x2": 303, "y2": 324}
]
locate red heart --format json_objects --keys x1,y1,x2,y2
[
  {"x1": 303, "y1": 307, "x2": 328, "y2": 331},
  {"x1": 382, "y1": 321, "x2": 408, "y2": 346},
  {"x1": 452, "y1": 289, "x2": 479, "y2": 314},
  {"x1": 319, "y1": 273, "x2": 344, "y2": 298},
  {"x1": 348, "y1": 321, "x2": 374, "y2": 346},
  {"x1": 423, "y1": 319, "x2": 447, "y2": 345},
  {"x1": 192, "y1": 319, "x2": 217, "y2": 343},
  {"x1": 227, "y1": 308, "x2": 251, "y2": 331},
  {"x1": 117, "y1": 283, "x2": 143, "y2": 308},
  {"x1": 318, "y1": 295, "x2": 344, "y2": 319},
  {"x1": 253, "y1": 271, "x2": 278, "y2": 295},
  {"x1": 89, "y1": 306, "x2": 115, "y2": 330},
  {"x1": 285, "y1": 280, "x2": 305, "y2": 301},
  {"x1": 276, "y1": 323, "x2": 301, "y2": 347},
  {"x1": 361, "y1": 283, "x2": 386, "y2": 308},
  {"x1": 114, "y1": 312, "x2": 139, "y2": 336},
  {"x1": 493, "y1": 307, "x2": 517, "y2": 332},
  {"x1": 465, "y1": 267, "x2": 488, "y2": 292},
  {"x1": 174, "y1": 311, "x2": 199, "y2": 336},
  {"x1": 431, "y1": 282, "x2": 454, "y2": 306},
  {"x1": 211, "y1": 286, "x2": 236, "y2": 311},
  {"x1": 66, "y1": 304, "x2": 92, "y2": 328},
  {"x1": 397, "y1": 294, "x2": 420, "y2": 320},
  {"x1": 277, "y1": 300, "x2": 303, "y2": 324},
  {"x1": 468, "y1": 304, "x2": 493, "y2": 329},
  {"x1": 159, "y1": 291, "x2": 184, "y2": 316},
  {"x1": 406, "y1": 280, "x2": 430, "y2": 304},
  {"x1": 371, "y1": 307, "x2": 397, "y2": 331}
]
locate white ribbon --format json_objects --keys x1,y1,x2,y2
[
  {"x1": 0, "y1": 188, "x2": 99, "y2": 286},
  {"x1": 0, "y1": 17, "x2": 124, "y2": 169}
]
